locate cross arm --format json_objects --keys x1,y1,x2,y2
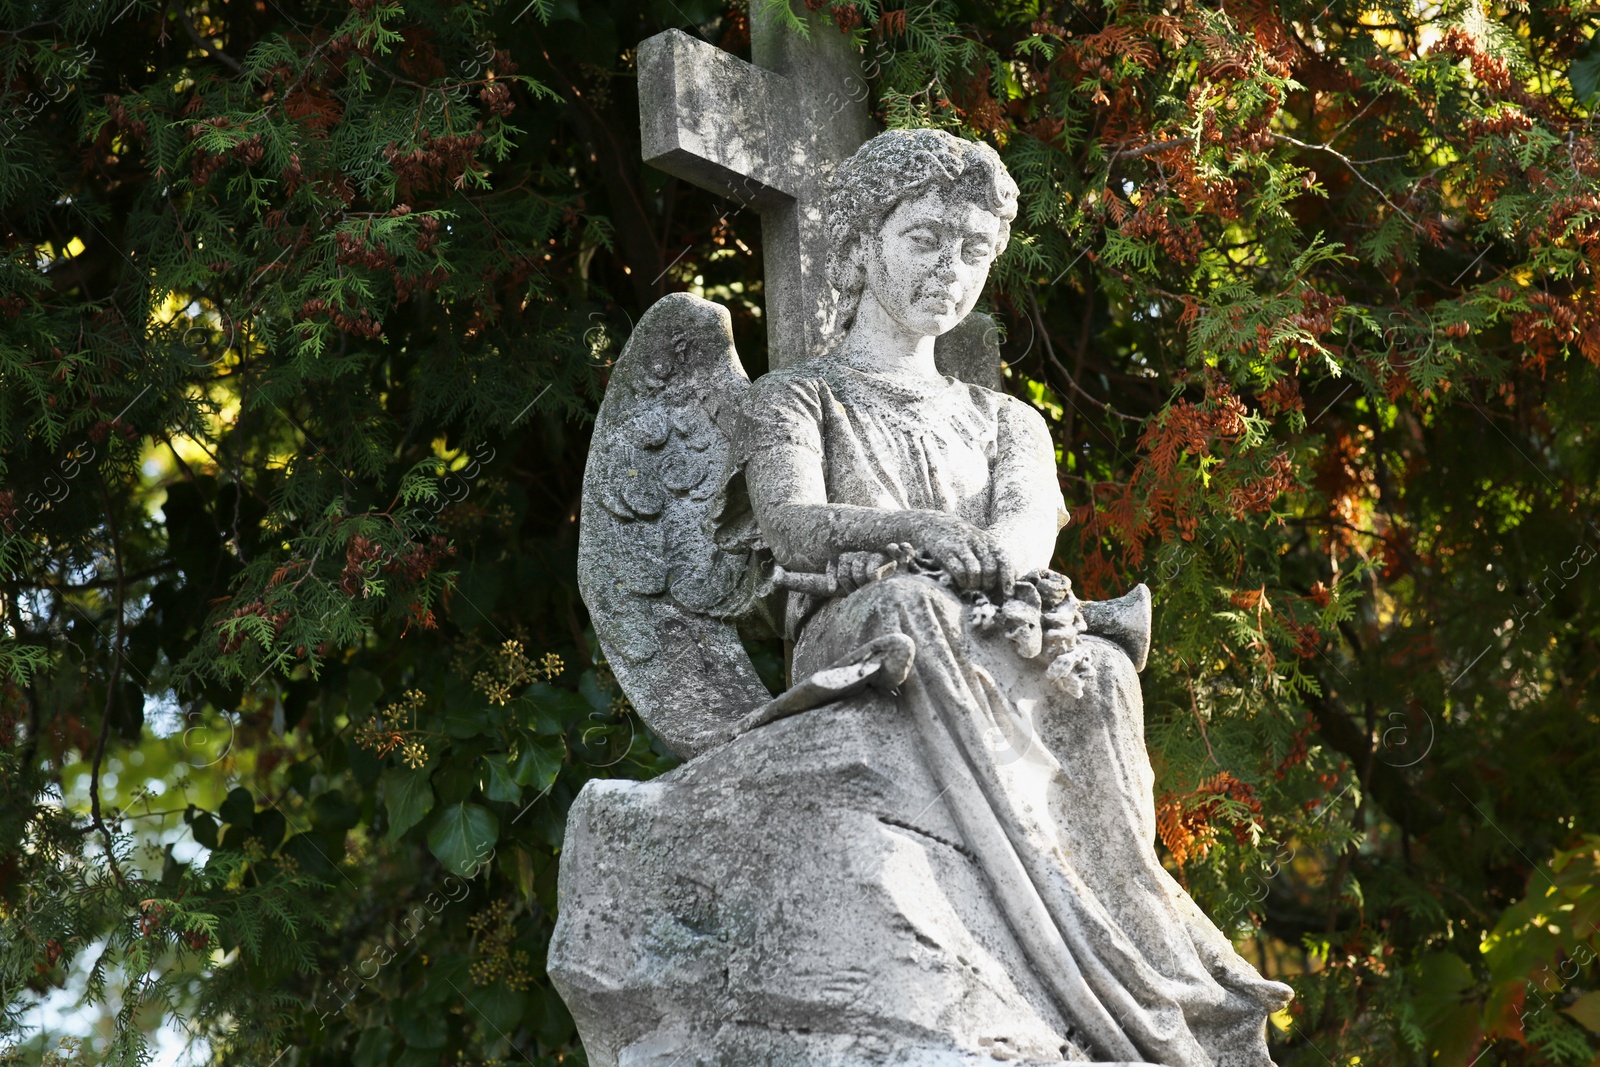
[{"x1": 638, "y1": 29, "x2": 799, "y2": 209}]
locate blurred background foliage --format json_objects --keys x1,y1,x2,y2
[{"x1": 2, "y1": 0, "x2": 1599, "y2": 1063}]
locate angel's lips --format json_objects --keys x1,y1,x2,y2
[{"x1": 915, "y1": 285, "x2": 962, "y2": 314}]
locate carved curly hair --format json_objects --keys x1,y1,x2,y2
[{"x1": 824, "y1": 129, "x2": 1019, "y2": 330}]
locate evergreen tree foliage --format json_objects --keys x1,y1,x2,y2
[{"x1": 1, "y1": 0, "x2": 1598, "y2": 1063}]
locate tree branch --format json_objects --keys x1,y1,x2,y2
[
  {"x1": 1303, "y1": 688, "x2": 1441, "y2": 836},
  {"x1": 35, "y1": 563, "x2": 178, "y2": 592},
  {"x1": 176, "y1": 4, "x2": 244, "y2": 75},
  {"x1": 1270, "y1": 132, "x2": 1419, "y2": 229},
  {"x1": 1027, "y1": 287, "x2": 1143, "y2": 423},
  {"x1": 90, "y1": 473, "x2": 129, "y2": 885},
  {"x1": 1108, "y1": 137, "x2": 1191, "y2": 161}
]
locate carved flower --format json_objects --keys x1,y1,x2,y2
[{"x1": 1045, "y1": 648, "x2": 1097, "y2": 700}]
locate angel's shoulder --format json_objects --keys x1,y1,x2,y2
[
  {"x1": 745, "y1": 364, "x2": 836, "y2": 418},
  {"x1": 749, "y1": 363, "x2": 830, "y2": 394},
  {"x1": 987, "y1": 387, "x2": 1050, "y2": 434}
]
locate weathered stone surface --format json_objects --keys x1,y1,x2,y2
[
  {"x1": 549, "y1": 694, "x2": 1094, "y2": 1067},
  {"x1": 934, "y1": 310, "x2": 1004, "y2": 392},
  {"x1": 638, "y1": 30, "x2": 796, "y2": 207},
  {"x1": 559, "y1": 125, "x2": 1293, "y2": 1065},
  {"x1": 575, "y1": 292, "x2": 769, "y2": 759},
  {"x1": 638, "y1": 3, "x2": 875, "y2": 367},
  {"x1": 1078, "y1": 584, "x2": 1152, "y2": 671}
]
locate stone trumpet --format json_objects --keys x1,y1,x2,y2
[{"x1": 1078, "y1": 583, "x2": 1151, "y2": 672}]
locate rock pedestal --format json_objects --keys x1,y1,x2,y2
[{"x1": 549, "y1": 693, "x2": 1094, "y2": 1067}]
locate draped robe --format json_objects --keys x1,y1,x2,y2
[{"x1": 744, "y1": 359, "x2": 1293, "y2": 1066}]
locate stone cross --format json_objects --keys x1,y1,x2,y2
[{"x1": 637, "y1": 3, "x2": 877, "y2": 369}]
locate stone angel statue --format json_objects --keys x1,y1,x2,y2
[{"x1": 551, "y1": 129, "x2": 1293, "y2": 1067}]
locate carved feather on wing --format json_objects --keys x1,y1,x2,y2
[{"x1": 577, "y1": 293, "x2": 773, "y2": 758}]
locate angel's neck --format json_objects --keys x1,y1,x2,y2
[{"x1": 838, "y1": 299, "x2": 941, "y2": 381}]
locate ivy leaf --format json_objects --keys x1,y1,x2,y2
[
  {"x1": 1568, "y1": 990, "x2": 1600, "y2": 1033},
  {"x1": 395, "y1": 1002, "x2": 449, "y2": 1049},
  {"x1": 395, "y1": 1048, "x2": 444, "y2": 1067},
  {"x1": 511, "y1": 734, "x2": 565, "y2": 792},
  {"x1": 219, "y1": 787, "x2": 254, "y2": 828},
  {"x1": 441, "y1": 702, "x2": 494, "y2": 738},
  {"x1": 426, "y1": 802, "x2": 499, "y2": 877},
  {"x1": 466, "y1": 982, "x2": 526, "y2": 1034},
  {"x1": 578, "y1": 669, "x2": 610, "y2": 712},
  {"x1": 1571, "y1": 43, "x2": 1600, "y2": 103},
  {"x1": 352, "y1": 1027, "x2": 396, "y2": 1067},
  {"x1": 479, "y1": 754, "x2": 521, "y2": 804},
  {"x1": 521, "y1": 682, "x2": 592, "y2": 734},
  {"x1": 384, "y1": 766, "x2": 436, "y2": 841},
  {"x1": 432, "y1": 754, "x2": 479, "y2": 804},
  {"x1": 189, "y1": 810, "x2": 219, "y2": 850},
  {"x1": 313, "y1": 790, "x2": 361, "y2": 834}
]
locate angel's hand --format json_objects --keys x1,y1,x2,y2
[
  {"x1": 920, "y1": 518, "x2": 1017, "y2": 595},
  {"x1": 834, "y1": 550, "x2": 893, "y2": 594}
]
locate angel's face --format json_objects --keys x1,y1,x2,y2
[{"x1": 863, "y1": 188, "x2": 1002, "y2": 339}]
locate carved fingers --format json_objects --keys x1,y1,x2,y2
[
  {"x1": 915, "y1": 521, "x2": 1018, "y2": 597},
  {"x1": 976, "y1": 532, "x2": 1018, "y2": 599},
  {"x1": 995, "y1": 544, "x2": 1018, "y2": 600},
  {"x1": 834, "y1": 550, "x2": 892, "y2": 593},
  {"x1": 918, "y1": 519, "x2": 992, "y2": 593},
  {"x1": 923, "y1": 526, "x2": 974, "y2": 588},
  {"x1": 822, "y1": 534, "x2": 1016, "y2": 598},
  {"x1": 953, "y1": 546, "x2": 984, "y2": 588}
]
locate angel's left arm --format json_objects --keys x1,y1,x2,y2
[{"x1": 985, "y1": 396, "x2": 1069, "y2": 574}]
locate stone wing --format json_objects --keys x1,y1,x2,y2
[{"x1": 577, "y1": 292, "x2": 772, "y2": 758}]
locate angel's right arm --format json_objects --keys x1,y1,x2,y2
[{"x1": 742, "y1": 375, "x2": 982, "y2": 578}]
